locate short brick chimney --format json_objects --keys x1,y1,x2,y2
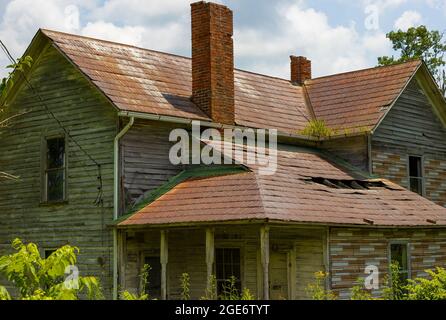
[
  {"x1": 191, "y1": 1, "x2": 235, "y2": 125},
  {"x1": 290, "y1": 55, "x2": 311, "y2": 85}
]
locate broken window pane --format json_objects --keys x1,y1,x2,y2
[
  {"x1": 47, "y1": 138, "x2": 65, "y2": 169},
  {"x1": 408, "y1": 156, "x2": 423, "y2": 195},
  {"x1": 45, "y1": 137, "x2": 65, "y2": 202},
  {"x1": 390, "y1": 243, "x2": 409, "y2": 281},
  {"x1": 47, "y1": 169, "x2": 64, "y2": 202}
]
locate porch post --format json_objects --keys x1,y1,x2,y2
[
  {"x1": 160, "y1": 230, "x2": 168, "y2": 300},
  {"x1": 260, "y1": 225, "x2": 270, "y2": 300},
  {"x1": 206, "y1": 228, "x2": 215, "y2": 294}
]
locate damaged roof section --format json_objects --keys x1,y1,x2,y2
[{"x1": 119, "y1": 143, "x2": 446, "y2": 228}]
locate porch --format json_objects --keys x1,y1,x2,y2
[{"x1": 117, "y1": 224, "x2": 328, "y2": 300}]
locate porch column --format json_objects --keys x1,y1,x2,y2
[
  {"x1": 260, "y1": 225, "x2": 270, "y2": 300},
  {"x1": 160, "y1": 230, "x2": 168, "y2": 300},
  {"x1": 206, "y1": 228, "x2": 215, "y2": 294}
]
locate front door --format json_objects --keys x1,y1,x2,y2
[{"x1": 269, "y1": 252, "x2": 288, "y2": 300}]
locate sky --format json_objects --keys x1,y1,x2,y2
[{"x1": 0, "y1": 0, "x2": 445, "y2": 79}]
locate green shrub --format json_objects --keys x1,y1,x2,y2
[
  {"x1": 306, "y1": 271, "x2": 337, "y2": 300},
  {"x1": 300, "y1": 120, "x2": 335, "y2": 138},
  {"x1": 180, "y1": 272, "x2": 190, "y2": 300},
  {"x1": 120, "y1": 263, "x2": 150, "y2": 300},
  {"x1": 382, "y1": 262, "x2": 407, "y2": 300},
  {"x1": 201, "y1": 274, "x2": 217, "y2": 300},
  {"x1": 0, "y1": 238, "x2": 102, "y2": 300},
  {"x1": 350, "y1": 278, "x2": 376, "y2": 300},
  {"x1": 405, "y1": 267, "x2": 446, "y2": 300}
]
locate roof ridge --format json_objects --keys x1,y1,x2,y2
[
  {"x1": 41, "y1": 28, "x2": 420, "y2": 86},
  {"x1": 307, "y1": 59, "x2": 421, "y2": 83},
  {"x1": 41, "y1": 28, "x2": 297, "y2": 83}
]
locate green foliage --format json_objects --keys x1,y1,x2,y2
[
  {"x1": 0, "y1": 238, "x2": 102, "y2": 300},
  {"x1": 180, "y1": 272, "x2": 190, "y2": 300},
  {"x1": 382, "y1": 261, "x2": 407, "y2": 300},
  {"x1": 240, "y1": 288, "x2": 255, "y2": 300},
  {"x1": 405, "y1": 267, "x2": 446, "y2": 300},
  {"x1": 0, "y1": 56, "x2": 33, "y2": 98},
  {"x1": 201, "y1": 274, "x2": 217, "y2": 300},
  {"x1": 300, "y1": 120, "x2": 335, "y2": 139},
  {"x1": 378, "y1": 26, "x2": 446, "y2": 95},
  {"x1": 306, "y1": 271, "x2": 337, "y2": 300},
  {"x1": 120, "y1": 263, "x2": 150, "y2": 300},
  {"x1": 219, "y1": 276, "x2": 254, "y2": 300},
  {"x1": 350, "y1": 278, "x2": 376, "y2": 300}
]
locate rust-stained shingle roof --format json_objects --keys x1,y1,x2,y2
[
  {"x1": 305, "y1": 60, "x2": 421, "y2": 131},
  {"x1": 41, "y1": 29, "x2": 311, "y2": 132},
  {"x1": 119, "y1": 143, "x2": 446, "y2": 227},
  {"x1": 40, "y1": 29, "x2": 423, "y2": 134}
]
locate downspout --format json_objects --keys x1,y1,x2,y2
[{"x1": 113, "y1": 116, "x2": 134, "y2": 300}]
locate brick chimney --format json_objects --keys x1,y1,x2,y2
[
  {"x1": 191, "y1": 1, "x2": 235, "y2": 125},
  {"x1": 290, "y1": 55, "x2": 311, "y2": 85}
]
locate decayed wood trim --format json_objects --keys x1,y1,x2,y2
[
  {"x1": 160, "y1": 230, "x2": 168, "y2": 300},
  {"x1": 205, "y1": 228, "x2": 215, "y2": 296},
  {"x1": 260, "y1": 225, "x2": 270, "y2": 300}
]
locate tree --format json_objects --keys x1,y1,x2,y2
[
  {"x1": 1, "y1": 56, "x2": 33, "y2": 181},
  {"x1": 378, "y1": 26, "x2": 446, "y2": 96},
  {"x1": 0, "y1": 238, "x2": 103, "y2": 300}
]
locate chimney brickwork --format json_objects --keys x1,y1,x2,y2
[{"x1": 191, "y1": 1, "x2": 235, "y2": 125}]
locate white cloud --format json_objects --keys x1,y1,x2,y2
[
  {"x1": 81, "y1": 21, "x2": 188, "y2": 52},
  {"x1": 0, "y1": 0, "x2": 85, "y2": 77},
  {"x1": 235, "y1": 3, "x2": 391, "y2": 77},
  {"x1": 91, "y1": 0, "x2": 189, "y2": 24},
  {"x1": 394, "y1": 10, "x2": 422, "y2": 30},
  {"x1": 362, "y1": 0, "x2": 407, "y2": 10}
]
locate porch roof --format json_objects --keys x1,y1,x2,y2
[{"x1": 118, "y1": 143, "x2": 446, "y2": 228}]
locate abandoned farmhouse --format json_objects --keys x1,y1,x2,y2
[{"x1": 1, "y1": 1, "x2": 446, "y2": 300}]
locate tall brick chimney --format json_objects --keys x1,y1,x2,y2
[
  {"x1": 290, "y1": 55, "x2": 311, "y2": 85},
  {"x1": 191, "y1": 1, "x2": 235, "y2": 125}
]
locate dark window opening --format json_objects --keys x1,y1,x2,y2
[
  {"x1": 45, "y1": 137, "x2": 66, "y2": 202},
  {"x1": 44, "y1": 249, "x2": 56, "y2": 259},
  {"x1": 144, "y1": 256, "x2": 161, "y2": 299},
  {"x1": 215, "y1": 248, "x2": 241, "y2": 297},
  {"x1": 408, "y1": 156, "x2": 423, "y2": 195},
  {"x1": 390, "y1": 243, "x2": 409, "y2": 282}
]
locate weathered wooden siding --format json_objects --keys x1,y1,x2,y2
[
  {"x1": 320, "y1": 135, "x2": 369, "y2": 172},
  {"x1": 329, "y1": 227, "x2": 446, "y2": 299},
  {"x1": 120, "y1": 120, "x2": 186, "y2": 212},
  {"x1": 122, "y1": 225, "x2": 325, "y2": 300},
  {"x1": 372, "y1": 79, "x2": 446, "y2": 206},
  {"x1": 0, "y1": 45, "x2": 117, "y2": 296}
]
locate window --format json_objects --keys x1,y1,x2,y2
[
  {"x1": 390, "y1": 243, "x2": 409, "y2": 282},
  {"x1": 44, "y1": 249, "x2": 56, "y2": 259},
  {"x1": 44, "y1": 137, "x2": 66, "y2": 202},
  {"x1": 144, "y1": 256, "x2": 161, "y2": 299},
  {"x1": 215, "y1": 248, "x2": 241, "y2": 296},
  {"x1": 408, "y1": 156, "x2": 423, "y2": 195}
]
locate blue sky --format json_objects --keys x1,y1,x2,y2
[{"x1": 0, "y1": 0, "x2": 445, "y2": 79}]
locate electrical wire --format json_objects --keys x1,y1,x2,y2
[{"x1": 0, "y1": 39, "x2": 103, "y2": 206}]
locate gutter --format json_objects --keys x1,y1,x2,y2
[
  {"x1": 117, "y1": 110, "x2": 367, "y2": 142},
  {"x1": 112, "y1": 116, "x2": 134, "y2": 300}
]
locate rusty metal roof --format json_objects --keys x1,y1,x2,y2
[
  {"x1": 40, "y1": 29, "x2": 421, "y2": 134},
  {"x1": 119, "y1": 143, "x2": 446, "y2": 227},
  {"x1": 305, "y1": 60, "x2": 421, "y2": 132},
  {"x1": 41, "y1": 29, "x2": 311, "y2": 133}
]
